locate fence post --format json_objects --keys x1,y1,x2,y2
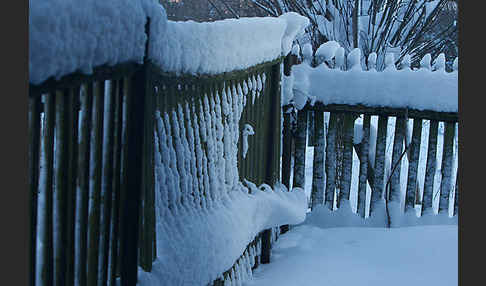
[{"x1": 120, "y1": 18, "x2": 150, "y2": 285}]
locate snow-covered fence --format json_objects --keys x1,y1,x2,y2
[
  {"x1": 283, "y1": 44, "x2": 458, "y2": 227},
  {"x1": 29, "y1": 2, "x2": 309, "y2": 285}
]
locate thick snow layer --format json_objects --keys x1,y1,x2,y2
[
  {"x1": 245, "y1": 224, "x2": 457, "y2": 286},
  {"x1": 30, "y1": 1, "x2": 308, "y2": 84},
  {"x1": 138, "y1": 184, "x2": 307, "y2": 286},
  {"x1": 29, "y1": 0, "x2": 167, "y2": 85},
  {"x1": 290, "y1": 62, "x2": 457, "y2": 112}
]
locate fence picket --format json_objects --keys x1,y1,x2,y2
[
  {"x1": 390, "y1": 117, "x2": 406, "y2": 204},
  {"x1": 87, "y1": 81, "x2": 105, "y2": 286},
  {"x1": 405, "y1": 118, "x2": 422, "y2": 212},
  {"x1": 325, "y1": 112, "x2": 338, "y2": 210},
  {"x1": 370, "y1": 116, "x2": 388, "y2": 215},
  {"x1": 29, "y1": 94, "x2": 41, "y2": 286},
  {"x1": 293, "y1": 110, "x2": 307, "y2": 189},
  {"x1": 423, "y1": 120, "x2": 439, "y2": 214},
  {"x1": 339, "y1": 113, "x2": 355, "y2": 206},
  {"x1": 76, "y1": 84, "x2": 94, "y2": 286},
  {"x1": 357, "y1": 115, "x2": 370, "y2": 217},
  {"x1": 439, "y1": 122, "x2": 455, "y2": 214},
  {"x1": 311, "y1": 111, "x2": 325, "y2": 210},
  {"x1": 41, "y1": 93, "x2": 55, "y2": 286}
]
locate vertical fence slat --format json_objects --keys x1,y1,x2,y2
[
  {"x1": 453, "y1": 173, "x2": 458, "y2": 216},
  {"x1": 339, "y1": 113, "x2": 355, "y2": 206},
  {"x1": 310, "y1": 111, "x2": 325, "y2": 210},
  {"x1": 76, "y1": 84, "x2": 94, "y2": 286},
  {"x1": 439, "y1": 121, "x2": 455, "y2": 214},
  {"x1": 422, "y1": 120, "x2": 438, "y2": 214},
  {"x1": 66, "y1": 88, "x2": 79, "y2": 286},
  {"x1": 405, "y1": 118, "x2": 422, "y2": 212},
  {"x1": 99, "y1": 81, "x2": 117, "y2": 286},
  {"x1": 325, "y1": 112, "x2": 338, "y2": 210},
  {"x1": 87, "y1": 81, "x2": 105, "y2": 286},
  {"x1": 281, "y1": 109, "x2": 292, "y2": 190},
  {"x1": 54, "y1": 90, "x2": 70, "y2": 286},
  {"x1": 293, "y1": 109, "x2": 307, "y2": 189},
  {"x1": 120, "y1": 64, "x2": 148, "y2": 284},
  {"x1": 357, "y1": 115, "x2": 370, "y2": 217},
  {"x1": 41, "y1": 93, "x2": 55, "y2": 286},
  {"x1": 109, "y1": 79, "x2": 124, "y2": 286},
  {"x1": 370, "y1": 115, "x2": 388, "y2": 215},
  {"x1": 29, "y1": 94, "x2": 41, "y2": 286},
  {"x1": 389, "y1": 117, "x2": 406, "y2": 204}
]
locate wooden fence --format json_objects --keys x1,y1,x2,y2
[
  {"x1": 29, "y1": 19, "x2": 284, "y2": 286},
  {"x1": 284, "y1": 102, "x2": 458, "y2": 222}
]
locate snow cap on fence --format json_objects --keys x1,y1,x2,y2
[
  {"x1": 420, "y1": 53, "x2": 432, "y2": 70},
  {"x1": 453, "y1": 57, "x2": 458, "y2": 71},
  {"x1": 335, "y1": 47, "x2": 345, "y2": 69},
  {"x1": 384, "y1": 53, "x2": 396, "y2": 71},
  {"x1": 401, "y1": 54, "x2": 411, "y2": 70},
  {"x1": 279, "y1": 12, "x2": 310, "y2": 56},
  {"x1": 291, "y1": 44, "x2": 301, "y2": 57},
  {"x1": 433, "y1": 53, "x2": 446, "y2": 72},
  {"x1": 316, "y1": 41, "x2": 340, "y2": 62},
  {"x1": 347, "y1": 48, "x2": 362, "y2": 71},
  {"x1": 367, "y1": 52, "x2": 377, "y2": 71}
]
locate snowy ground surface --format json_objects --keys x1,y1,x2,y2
[{"x1": 245, "y1": 224, "x2": 458, "y2": 286}]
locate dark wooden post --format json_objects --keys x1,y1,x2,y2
[
  {"x1": 120, "y1": 18, "x2": 151, "y2": 285},
  {"x1": 357, "y1": 115, "x2": 370, "y2": 217},
  {"x1": 422, "y1": 120, "x2": 438, "y2": 214},
  {"x1": 293, "y1": 110, "x2": 307, "y2": 189},
  {"x1": 28, "y1": 93, "x2": 41, "y2": 286},
  {"x1": 325, "y1": 112, "x2": 338, "y2": 210},
  {"x1": 405, "y1": 118, "x2": 422, "y2": 212},
  {"x1": 370, "y1": 116, "x2": 388, "y2": 215},
  {"x1": 438, "y1": 122, "x2": 455, "y2": 214},
  {"x1": 390, "y1": 117, "x2": 406, "y2": 204}
]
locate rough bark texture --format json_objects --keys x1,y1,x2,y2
[
  {"x1": 422, "y1": 120, "x2": 438, "y2": 214},
  {"x1": 357, "y1": 115, "x2": 370, "y2": 217},
  {"x1": 370, "y1": 116, "x2": 388, "y2": 215},
  {"x1": 325, "y1": 112, "x2": 338, "y2": 210},
  {"x1": 439, "y1": 122, "x2": 455, "y2": 214},
  {"x1": 405, "y1": 119, "x2": 422, "y2": 212},
  {"x1": 311, "y1": 111, "x2": 325, "y2": 210},
  {"x1": 293, "y1": 110, "x2": 307, "y2": 189}
]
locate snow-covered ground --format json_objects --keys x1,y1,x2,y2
[{"x1": 245, "y1": 224, "x2": 457, "y2": 286}]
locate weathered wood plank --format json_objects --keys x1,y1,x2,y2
[
  {"x1": 66, "y1": 88, "x2": 79, "y2": 286},
  {"x1": 28, "y1": 94, "x2": 41, "y2": 286},
  {"x1": 357, "y1": 115, "x2": 370, "y2": 217},
  {"x1": 99, "y1": 80, "x2": 117, "y2": 285},
  {"x1": 76, "y1": 84, "x2": 94, "y2": 286},
  {"x1": 293, "y1": 110, "x2": 307, "y2": 189},
  {"x1": 109, "y1": 79, "x2": 124, "y2": 286},
  {"x1": 87, "y1": 81, "x2": 105, "y2": 286},
  {"x1": 120, "y1": 64, "x2": 148, "y2": 285},
  {"x1": 41, "y1": 93, "x2": 56, "y2": 286},
  {"x1": 281, "y1": 109, "x2": 292, "y2": 190},
  {"x1": 370, "y1": 116, "x2": 388, "y2": 215},
  {"x1": 310, "y1": 111, "x2": 325, "y2": 210},
  {"x1": 339, "y1": 113, "x2": 355, "y2": 206},
  {"x1": 439, "y1": 122, "x2": 455, "y2": 214},
  {"x1": 306, "y1": 103, "x2": 458, "y2": 122},
  {"x1": 422, "y1": 120, "x2": 439, "y2": 214},
  {"x1": 325, "y1": 112, "x2": 338, "y2": 210},
  {"x1": 405, "y1": 118, "x2": 422, "y2": 212},
  {"x1": 389, "y1": 117, "x2": 406, "y2": 204}
]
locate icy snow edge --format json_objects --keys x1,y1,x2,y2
[
  {"x1": 29, "y1": 0, "x2": 309, "y2": 84},
  {"x1": 137, "y1": 184, "x2": 307, "y2": 286}
]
